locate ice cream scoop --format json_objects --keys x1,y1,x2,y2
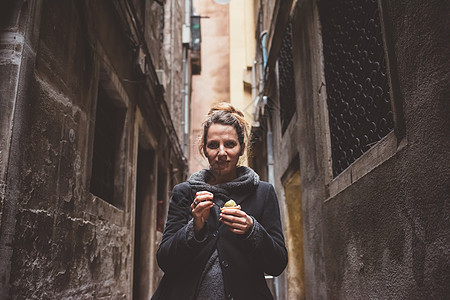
[{"x1": 221, "y1": 199, "x2": 240, "y2": 211}]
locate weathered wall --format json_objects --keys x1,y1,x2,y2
[
  {"x1": 5, "y1": 2, "x2": 133, "y2": 297},
  {"x1": 321, "y1": 1, "x2": 450, "y2": 298},
  {"x1": 163, "y1": 0, "x2": 185, "y2": 142},
  {"x1": 267, "y1": 5, "x2": 328, "y2": 299},
  {"x1": 0, "y1": 1, "x2": 45, "y2": 297},
  {"x1": 0, "y1": 0, "x2": 188, "y2": 298},
  {"x1": 255, "y1": 0, "x2": 449, "y2": 299},
  {"x1": 289, "y1": 2, "x2": 329, "y2": 299}
]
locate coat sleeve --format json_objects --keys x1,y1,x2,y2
[
  {"x1": 156, "y1": 183, "x2": 205, "y2": 274},
  {"x1": 245, "y1": 183, "x2": 288, "y2": 276}
]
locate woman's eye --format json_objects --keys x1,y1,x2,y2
[
  {"x1": 207, "y1": 142, "x2": 218, "y2": 149},
  {"x1": 225, "y1": 141, "x2": 237, "y2": 148}
]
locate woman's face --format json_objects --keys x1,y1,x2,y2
[{"x1": 205, "y1": 123, "x2": 244, "y2": 181}]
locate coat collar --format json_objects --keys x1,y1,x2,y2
[{"x1": 188, "y1": 166, "x2": 260, "y2": 206}]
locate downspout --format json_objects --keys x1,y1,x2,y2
[
  {"x1": 259, "y1": 32, "x2": 272, "y2": 184},
  {"x1": 260, "y1": 28, "x2": 279, "y2": 299},
  {"x1": 266, "y1": 114, "x2": 278, "y2": 297},
  {"x1": 182, "y1": 0, "x2": 191, "y2": 155},
  {"x1": 260, "y1": 31, "x2": 268, "y2": 78},
  {"x1": 182, "y1": 48, "x2": 189, "y2": 155},
  {"x1": 255, "y1": 31, "x2": 268, "y2": 118},
  {"x1": 256, "y1": 16, "x2": 281, "y2": 300},
  {"x1": 252, "y1": 60, "x2": 259, "y2": 120},
  {"x1": 266, "y1": 100, "x2": 275, "y2": 186},
  {"x1": 261, "y1": 97, "x2": 279, "y2": 298},
  {"x1": 252, "y1": 22, "x2": 280, "y2": 299}
]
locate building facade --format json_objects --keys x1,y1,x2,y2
[
  {"x1": 0, "y1": 0, "x2": 196, "y2": 298},
  {"x1": 228, "y1": 0, "x2": 257, "y2": 127},
  {"x1": 250, "y1": 0, "x2": 449, "y2": 299},
  {"x1": 189, "y1": 0, "x2": 230, "y2": 173}
]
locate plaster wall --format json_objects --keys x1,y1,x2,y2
[
  {"x1": 229, "y1": 0, "x2": 255, "y2": 125},
  {"x1": 258, "y1": 0, "x2": 449, "y2": 299},
  {"x1": 320, "y1": 1, "x2": 450, "y2": 298}
]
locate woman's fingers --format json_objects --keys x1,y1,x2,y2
[
  {"x1": 220, "y1": 209, "x2": 253, "y2": 234},
  {"x1": 191, "y1": 200, "x2": 214, "y2": 234},
  {"x1": 192, "y1": 191, "x2": 214, "y2": 207},
  {"x1": 220, "y1": 213, "x2": 244, "y2": 224},
  {"x1": 191, "y1": 191, "x2": 214, "y2": 229},
  {"x1": 191, "y1": 198, "x2": 214, "y2": 219},
  {"x1": 223, "y1": 221, "x2": 252, "y2": 234},
  {"x1": 195, "y1": 191, "x2": 213, "y2": 199},
  {"x1": 191, "y1": 200, "x2": 214, "y2": 212},
  {"x1": 220, "y1": 216, "x2": 248, "y2": 228},
  {"x1": 220, "y1": 207, "x2": 244, "y2": 221},
  {"x1": 196, "y1": 191, "x2": 213, "y2": 195}
]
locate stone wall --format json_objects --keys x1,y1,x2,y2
[{"x1": 0, "y1": 1, "x2": 189, "y2": 298}]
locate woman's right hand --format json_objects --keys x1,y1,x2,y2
[{"x1": 191, "y1": 191, "x2": 214, "y2": 234}]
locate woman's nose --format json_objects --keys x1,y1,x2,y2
[{"x1": 218, "y1": 145, "x2": 226, "y2": 155}]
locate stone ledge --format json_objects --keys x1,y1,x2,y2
[{"x1": 326, "y1": 131, "x2": 407, "y2": 200}]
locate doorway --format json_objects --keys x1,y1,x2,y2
[{"x1": 133, "y1": 144, "x2": 155, "y2": 300}]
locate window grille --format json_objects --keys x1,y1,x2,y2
[
  {"x1": 90, "y1": 86, "x2": 119, "y2": 205},
  {"x1": 278, "y1": 21, "x2": 296, "y2": 135},
  {"x1": 319, "y1": 0, "x2": 394, "y2": 177}
]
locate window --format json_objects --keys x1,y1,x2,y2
[
  {"x1": 90, "y1": 85, "x2": 126, "y2": 207},
  {"x1": 278, "y1": 21, "x2": 296, "y2": 135},
  {"x1": 319, "y1": 0, "x2": 394, "y2": 177}
]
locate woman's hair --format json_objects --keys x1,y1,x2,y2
[{"x1": 199, "y1": 102, "x2": 249, "y2": 158}]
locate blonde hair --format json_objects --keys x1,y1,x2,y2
[{"x1": 198, "y1": 102, "x2": 249, "y2": 158}]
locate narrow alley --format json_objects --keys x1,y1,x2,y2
[{"x1": 0, "y1": 0, "x2": 449, "y2": 299}]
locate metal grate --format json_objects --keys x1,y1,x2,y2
[
  {"x1": 319, "y1": 0, "x2": 394, "y2": 177},
  {"x1": 278, "y1": 21, "x2": 296, "y2": 134}
]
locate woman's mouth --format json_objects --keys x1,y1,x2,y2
[{"x1": 216, "y1": 161, "x2": 229, "y2": 167}]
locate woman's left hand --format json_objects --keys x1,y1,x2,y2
[{"x1": 219, "y1": 207, "x2": 254, "y2": 235}]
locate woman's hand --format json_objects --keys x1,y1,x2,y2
[
  {"x1": 191, "y1": 191, "x2": 214, "y2": 234},
  {"x1": 220, "y1": 206, "x2": 254, "y2": 235}
]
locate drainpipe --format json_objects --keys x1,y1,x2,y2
[
  {"x1": 262, "y1": 97, "x2": 275, "y2": 185},
  {"x1": 252, "y1": 60, "x2": 259, "y2": 120},
  {"x1": 260, "y1": 31, "x2": 268, "y2": 78},
  {"x1": 182, "y1": 0, "x2": 191, "y2": 155},
  {"x1": 182, "y1": 48, "x2": 189, "y2": 155},
  {"x1": 267, "y1": 123, "x2": 280, "y2": 297},
  {"x1": 262, "y1": 95, "x2": 279, "y2": 297},
  {"x1": 255, "y1": 31, "x2": 268, "y2": 119},
  {"x1": 185, "y1": 0, "x2": 190, "y2": 23},
  {"x1": 254, "y1": 23, "x2": 280, "y2": 298},
  {"x1": 267, "y1": 122, "x2": 274, "y2": 185}
]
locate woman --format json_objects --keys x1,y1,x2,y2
[{"x1": 151, "y1": 103, "x2": 287, "y2": 300}]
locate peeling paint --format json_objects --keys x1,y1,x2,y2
[{"x1": 0, "y1": 32, "x2": 24, "y2": 65}]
